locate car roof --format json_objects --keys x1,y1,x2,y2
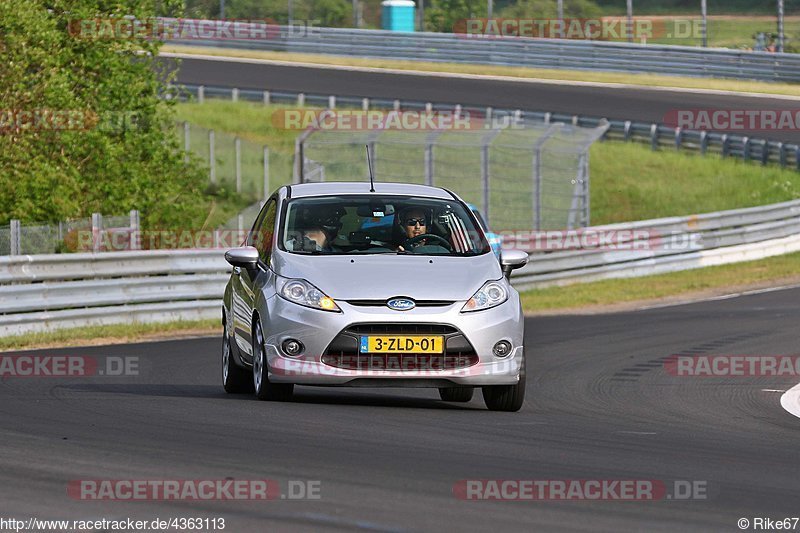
[{"x1": 287, "y1": 182, "x2": 455, "y2": 199}]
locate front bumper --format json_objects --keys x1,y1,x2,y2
[{"x1": 256, "y1": 294, "x2": 524, "y2": 386}]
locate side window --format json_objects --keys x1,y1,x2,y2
[{"x1": 249, "y1": 199, "x2": 277, "y2": 265}]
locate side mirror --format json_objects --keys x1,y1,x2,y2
[
  {"x1": 500, "y1": 249, "x2": 529, "y2": 279},
  {"x1": 224, "y1": 246, "x2": 259, "y2": 270}
]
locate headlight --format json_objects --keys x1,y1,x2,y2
[
  {"x1": 461, "y1": 280, "x2": 508, "y2": 313},
  {"x1": 277, "y1": 277, "x2": 340, "y2": 312}
]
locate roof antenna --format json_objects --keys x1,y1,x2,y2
[{"x1": 365, "y1": 144, "x2": 375, "y2": 192}]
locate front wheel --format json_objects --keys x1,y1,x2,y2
[
  {"x1": 222, "y1": 331, "x2": 253, "y2": 394},
  {"x1": 482, "y1": 356, "x2": 526, "y2": 412},
  {"x1": 252, "y1": 319, "x2": 294, "y2": 402},
  {"x1": 438, "y1": 386, "x2": 474, "y2": 402}
]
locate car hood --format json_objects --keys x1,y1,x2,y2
[{"x1": 271, "y1": 251, "x2": 503, "y2": 300}]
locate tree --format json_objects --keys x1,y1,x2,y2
[{"x1": 0, "y1": 0, "x2": 208, "y2": 229}]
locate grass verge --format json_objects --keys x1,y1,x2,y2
[
  {"x1": 520, "y1": 251, "x2": 800, "y2": 313},
  {"x1": 164, "y1": 44, "x2": 800, "y2": 98},
  {"x1": 0, "y1": 319, "x2": 220, "y2": 352}
]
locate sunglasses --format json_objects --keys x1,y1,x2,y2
[{"x1": 404, "y1": 218, "x2": 427, "y2": 226}]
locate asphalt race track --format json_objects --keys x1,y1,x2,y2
[
  {"x1": 171, "y1": 55, "x2": 800, "y2": 144},
  {"x1": 2, "y1": 288, "x2": 799, "y2": 531}
]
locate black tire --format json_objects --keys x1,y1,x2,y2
[
  {"x1": 482, "y1": 356, "x2": 526, "y2": 412},
  {"x1": 438, "y1": 386, "x2": 474, "y2": 402},
  {"x1": 222, "y1": 332, "x2": 253, "y2": 393},
  {"x1": 252, "y1": 320, "x2": 294, "y2": 402}
]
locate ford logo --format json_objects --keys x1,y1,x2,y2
[{"x1": 387, "y1": 298, "x2": 415, "y2": 311}]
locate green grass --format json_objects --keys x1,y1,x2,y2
[
  {"x1": 176, "y1": 100, "x2": 800, "y2": 227},
  {"x1": 590, "y1": 142, "x2": 800, "y2": 224},
  {"x1": 520, "y1": 251, "x2": 800, "y2": 313},
  {"x1": 0, "y1": 319, "x2": 220, "y2": 351}
]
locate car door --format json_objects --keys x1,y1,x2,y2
[{"x1": 231, "y1": 198, "x2": 277, "y2": 361}]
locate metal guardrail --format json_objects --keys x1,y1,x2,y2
[
  {"x1": 176, "y1": 84, "x2": 800, "y2": 172},
  {"x1": 2, "y1": 199, "x2": 799, "y2": 336},
  {"x1": 165, "y1": 22, "x2": 800, "y2": 83}
]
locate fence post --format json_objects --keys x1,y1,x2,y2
[
  {"x1": 197, "y1": 85, "x2": 205, "y2": 104},
  {"x1": 425, "y1": 102, "x2": 432, "y2": 113},
  {"x1": 129, "y1": 210, "x2": 140, "y2": 251},
  {"x1": 650, "y1": 123, "x2": 658, "y2": 151},
  {"x1": 293, "y1": 138, "x2": 302, "y2": 184},
  {"x1": 238, "y1": 214, "x2": 244, "y2": 234},
  {"x1": 544, "y1": 112, "x2": 552, "y2": 125},
  {"x1": 235, "y1": 137, "x2": 242, "y2": 194},
  {"x1": 328, "y1": 95, "x2": 336, "y2": 109},
  {"x1": 362, "y1": 98, "x2": 369, "y2": 111},
  {"x1": 183, "y1": 121, "x2": 190, "y2": 164},
  {"x1": 232, "y1": 88, "x2": 239, "y2": 102},
  {"x1": 91, "y1": 213, "x2": 102, "y2": 253},
  {"x1": 9, "y1": 219, "x2": 20, "y2": 256},
  {"x1": 393, "y1": 99, "x2": 401, "y2": 111},
  {"x1": 263, "y1": 90, "x2": 271, "y2": 105},
  {"x1": 209, "y1": 129, "x2": 216, "y2": 184},
  {"x1": 297, "y1": 93, "x2": 305, "y2": 107},
  {"x1": 481, "y1": 142, "x2": 490, "y2": 222},
  {"x1": 263, "y1": 146, "x2": 270, "y2": 200}
]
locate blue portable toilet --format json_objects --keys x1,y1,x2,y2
[{"x1": 382, "y1": 0, "x2": 416, "y2": 32}]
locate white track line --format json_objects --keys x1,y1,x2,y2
[
  {"x1": 161, "y1": 51, "x2": 800, "y2": 101},
  {"x1": 780, "y1": 382, "x2": 800, "y2": 420}
]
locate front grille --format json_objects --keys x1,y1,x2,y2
[
  {"x1": 344, "y1": 323, "x2": 458, "y2": 335},
  {"x1": 322, "y1": 323, "x2": 478, "y2": 372},
  {"x1": 321, "y1": 353, "x2": 479, "y2": 371},
  {"x1": 346, "y1": 300, "x2": 455, "y2": 307}
]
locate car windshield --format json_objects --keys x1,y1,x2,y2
[{"x1": 280, "y1": 195, "x2": 491, "y2": 256}]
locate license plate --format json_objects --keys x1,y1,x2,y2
[{"x1": 359, "y1": 335, "x2": 444, "y2": 354}]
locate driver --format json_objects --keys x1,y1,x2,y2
[{"x1": 396, "y1": 207, "x2": 430, "y2": 252}]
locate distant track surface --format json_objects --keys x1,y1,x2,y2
[
  {"x1": 170, "y1": 55, "x2": 800, "y2": 144},
  {"x1": 2, "y1": 288, "x2": 799, "y2": 531}
]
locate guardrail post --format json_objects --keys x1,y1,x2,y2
[
  {"x1": 235, "y1": 137, "x2": 242, "y2": 193},
  {"x1": 674, "y1": 127, "x2": 682, "y2": 150},
  {"x1": 761, "y1": 140, "x2": 770, "y2": 166},
  {"x1": 183, "y1": 121, "x2": 190, "y2": 164},
  {"x1": 263, "y1": 146, "x2": 270, "y2": 200},
  {"x1": 197, "y1": 85, "x2": 204, "y2": 104},
  {"x1": 393, "y1": 99, "x2": 401, "y2": 111},
  {"x1": 485, "y1": 107, "x2": 493, "y2": 126},
  {"x1": 778, "y1": 142, "x2": 786, "y2": 167},
  {"x1": 699, "y1": 131, "x2": 708, "y2": 155},
  {"x1": 209, "y1": 130, "x2": 216, "y2": 184},
  {"x1": 454, "y1": 104, "x2": 462, "y2": 120},
  {"x1": 425, "y1": 102, "x2": 432, "y2": 113},
  {"x1": 231, "y1": 88, "x2": 239, "y2": 102},
  {"x1": 795, "y1": 146, "x2": 800, "y2": 171},
  {"x1": 297, "y1": 93, "x2": 305, "y2": 107},
  {"x1": 263, "y1": 90, "x2": 271, "y2": 105},
  {"x1": 328, "y1": 95, "x2": 336, "y2": 110},
  {"x1": 481, "y1": 142, "x2": 490, "y2": 221},
  {"x1": 91, "y1": 213, "x2": 102, "y2": 253},
  {"x1": 572, "y1": 115, "x2": 579, "y2": 126},
  {"x1": 544, "y1": 112, "x2": 551, "y2": 125},
  {"x1": 129, "y1": 210, "x2": 140, "y2": 251},
  {"x1": 743, "y1": 137, "x2": 751, "y2": 162},
  {"x1": 650, "y1": 123, "x2": 658, "y2": 151},
  {"x1": 9, "y1": 219, "x2": 20, "y2": 256},
  {"x1": 514, "y1": 110, "x2": 522, "y2": 124},
  {"x1": 623, "y1": 121, "x2": 632, "y2": 141},
  {"x1": 362, "y1": 98, "x2": 369, "y2": 111}
]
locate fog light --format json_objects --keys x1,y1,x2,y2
[
  {"x1": 282, "y1": 339, "x2": 304, "y2": 357},
  {"x1": 493, "y1": 340, "x2": 512, "y2": 358}
]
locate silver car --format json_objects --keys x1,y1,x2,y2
[{"x1": 221, "y1": 182, "x2": 529, "y2": 411}]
